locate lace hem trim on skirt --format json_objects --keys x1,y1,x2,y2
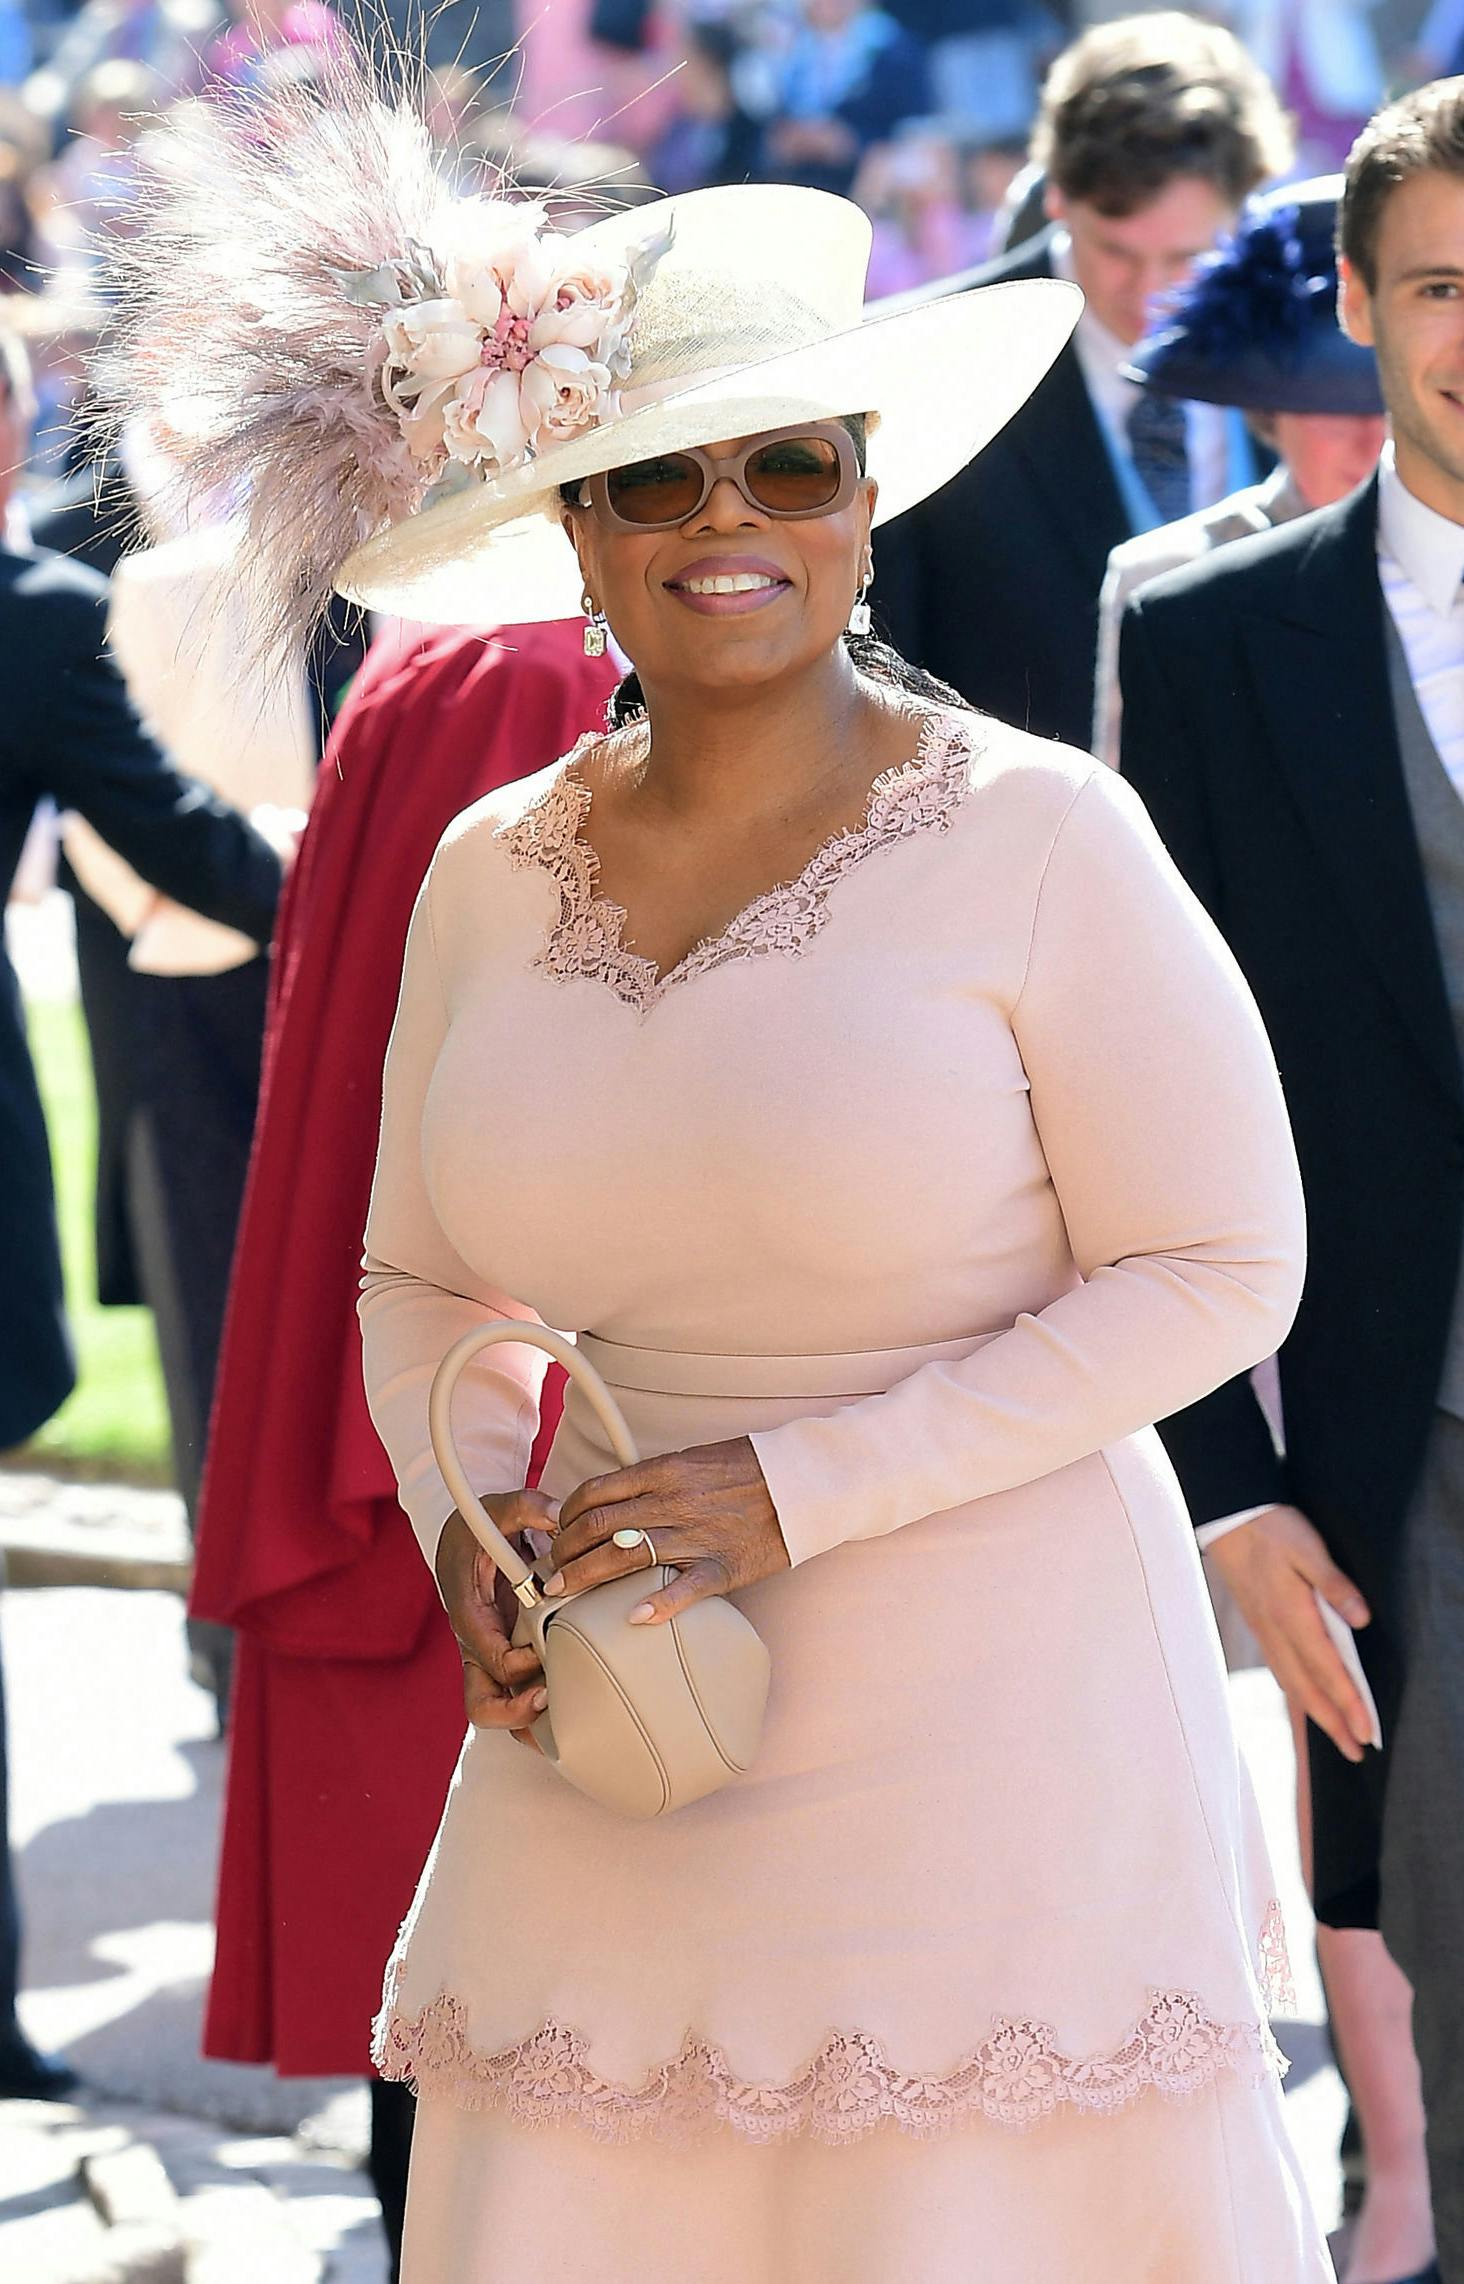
[{"x1": 372, "y1": 1902, "x2": 1293, "y2": 2144}]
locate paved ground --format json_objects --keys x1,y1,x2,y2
[
  {"x1": 0, "y1": 1469, "x2": 190, "y2": 1593},
  {"x1": 2, "y1": 1580, "x2": 389, "y2": 2282},
  {"x1": 0, "y1": 1477, "x2": 1349, "y2": 2279}
]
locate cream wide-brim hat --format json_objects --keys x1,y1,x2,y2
[{"x1": 336, "y1": 183, "x2": 1080, "y2": 629}]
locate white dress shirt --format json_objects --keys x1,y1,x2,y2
[
  {"x1": 1376, "y1": 439, "x2": 1464, "y2": 802},
  {"x1": 1051, "y1": 231, "x2": 1232, "y2": 518}
]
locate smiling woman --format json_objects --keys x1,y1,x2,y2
[{"x1": 98, "y1": 53, "x2": 1331, "y2": 2284}]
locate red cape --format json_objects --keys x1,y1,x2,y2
[
  {"x1": 194, "y1": 621, "x2": 617, "y2": 1656},
  {"x1": 194, "y1": 622, "x2": 616, "y2": 2072}
]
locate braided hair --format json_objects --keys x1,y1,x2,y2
[{"x1": 559, "y1": 416, "x2": 975, "y2": 729}]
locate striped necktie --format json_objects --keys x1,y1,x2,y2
[{"x1": 1126, "y1": 391, "x2": 1192, "y2": 526}]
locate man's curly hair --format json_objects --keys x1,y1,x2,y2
[{"x1": 1033, "y1": 13, "x2": 1294, "y2": 219}]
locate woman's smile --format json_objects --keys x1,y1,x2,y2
[{"x1": 662, "y1": 554, "x2": 794, "y2": 615}]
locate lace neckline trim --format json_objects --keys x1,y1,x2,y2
[
  {"x1": 498, "y1": 708, "x2": 979, "y2": 1015},
  {"x1": 374, "y1": 1902, "x2": 1294, "y2": 2147}
]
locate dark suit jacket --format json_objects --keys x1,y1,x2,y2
[
  {"x1": 1119, "y1": 476, "x2": 1461, "y2": 1923},
  {"x1": 872, "y1": 227, "x2": 1133, "y2": 749},
  {"x1": 31, "y1": 459, "x2": 151, "y2": 1303},
  {"x1": 0, "y1": 544, "x2": 282, "y2": 1449},
  {"x1": 28, "y1": 477, "x2": 359, "y2": 1304}
]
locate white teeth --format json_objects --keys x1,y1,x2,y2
[{"x1": 681, "y1": 574, "x2": 778, "y2": 595}]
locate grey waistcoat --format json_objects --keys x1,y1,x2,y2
[{"x1": 1386, "y1": 615, "x2": 1464, "y2": 1420}]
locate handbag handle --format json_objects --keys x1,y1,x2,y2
[{"x1": 429, "y1": 1322, "x2": 640, "y2": 1611}]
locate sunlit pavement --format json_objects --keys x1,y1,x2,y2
[
  {"x1": 1, "y1": 1579, "x2": 1345, "y2": 2279},
  {"x1": 2, "y1": 1585, "x2": 388, "y2": 2281}
]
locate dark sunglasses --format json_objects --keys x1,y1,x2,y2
[{"x1": 575, "y1": 423, "x2": 862, "y2": 532}]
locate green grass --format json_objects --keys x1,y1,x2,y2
[{"x1": 15, "y1": 998, "x2": 172, "y2": 1483}]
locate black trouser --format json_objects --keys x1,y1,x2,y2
[
  {"x1": 125, "y1": 959, "x2": 270, "y2": 1710},
  {"x1": 1381, "y1": 1407, "x2": 1464, "y2": 2282},
  {"x1": 368, "y1": 2078, "x2": 416, "y2": 2282},
  {"x1": 0, "y1": 1638, "x2": 19, "y2": 2043}
]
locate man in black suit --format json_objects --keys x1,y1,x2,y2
[
  {"x1": 1120, "y1": 82, "x2": 1464, "y2": 2279},
  {"x1": 0, "y1": 325, "x2": 283, "y2": 2100},
  {"x1": 26, "y1": 377, "x2": 364, "y2": 1726},
  {"x1": 873, "y1": 11, "x2": 1292, "y2": 748}
]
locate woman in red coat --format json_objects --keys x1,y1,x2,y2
[{"x1": 191, "y1": 619, "x2": 617, "y2": 2271}]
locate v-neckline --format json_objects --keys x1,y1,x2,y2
[{"x1": 498, "y1": 708, "x2": 979, "y2": 1015}]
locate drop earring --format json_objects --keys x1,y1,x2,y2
[
  {"x1": 847, "y1": 571, "x2": 872, "y2": 639},
  {"x1": 582, "y1": 590, "x2": 608, "y2": 658}
]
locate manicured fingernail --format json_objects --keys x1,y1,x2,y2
[
  {"x1": 628, "y1": 1603, "x2": 655, "y2": 1625},
  {"x1": 533, "y1": 1690, "x2": 549, "y2": 1711},
  {"x1": 544, "y1": 1572, "x2": 565, "y2": 1598},
  {"x1": 1347, "y1": 1600, "x2": 1369, "y2": 1625}
]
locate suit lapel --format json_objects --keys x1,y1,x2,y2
[
  {"x1": 1008, "y1": 339, "x2": 1130, "y2": 592},
  {"x1": 1241, "y1": 480, "x2": 1463, "y2": 1113},
  {"x1": 976, "y1": 238, "x2": 1131, "y2": 590}
]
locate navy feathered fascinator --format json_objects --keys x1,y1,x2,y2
[{"x1": 1124, "y1": 177, "x2": 1383, "y2": 417}]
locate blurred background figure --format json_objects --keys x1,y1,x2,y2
[
  {"x1": 200, "y1": 0, "x2": 349, "y2": 95},
  {"x1": 64, "y1": 515, "x2": 317, "y2": 1717},
  {"x1": 0, "y1": 92, "x2": 45, "y2": 289},
  {"x1": 21, "y1": 0, "x2": 213, "y2": 137},
  {"x1": 30, "y1": 58, "x2": 160, "y2": 281},
  {"x1": 646, "y1": 22, "x2": 759, "y2": 194},
  {"x1": 508, "y1": 0, "x2": 679, "y2": 151},
  {"x1": 0, "y1": 309, "x2": 283, "y2": 2100},
  {"x1": 872, "y1": 12, "x2": 1294, "y2": 749},
  {"x1": 1094, "y1": 177, "x2": 1388, "y2": 764},
  {"x1": 1225, "y1": 0, "x2": 1385, "y2": 170},
  {"x1": 734, "y1": 0, "x2": 929, "y2": 197},
  {"x1": 884, "y1": 0, "x2": 1057, "y2": 148}
]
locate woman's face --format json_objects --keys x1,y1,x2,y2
[
  {"x1": 1268, "y1": 408, "x2": 1388, "y2": 511},
  {"x1": 563, "y1": 426, "x2": 877, "y2": 700}
]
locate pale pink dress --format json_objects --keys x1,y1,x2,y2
[{"x1": 360, "y1": 709, "x2": 1331, "y2": 2282}]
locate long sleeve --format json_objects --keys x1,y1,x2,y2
[
  {"x1": 19, "y1": 563, "x2": 283, "y2": 942},
  {"x1": 749, "y1": 765, "x2": 1305, "y2": 1568},
  {"x1": 359, "y1": 872, "x2": 551, "y2": 1575}
]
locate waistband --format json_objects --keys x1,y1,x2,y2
[{"x1": 574, "y1": 1331, "x2": 995, "y2": 1401}]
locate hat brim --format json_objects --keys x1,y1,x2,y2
[
  {"x1": 1124, "y1": 327, "x2": 1385, "y2": 418},
  {"x1": 336, "y1": 278, "x2": 1081, "y2": 628}
]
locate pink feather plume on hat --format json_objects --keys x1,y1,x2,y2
[
  {"x1": 89, "y1": 56, "x2": 663, "y2": 649},
  {"x1": 92, "y1": 60, "x2": 458, "y2": 645}
]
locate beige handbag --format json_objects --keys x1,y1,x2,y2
[{"x1": 430, "y1": 1322, "x2": 771, "y2": 1819}]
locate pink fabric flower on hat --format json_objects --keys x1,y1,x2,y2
[
  {"x1": 365, "y1": 200, "x2": 670, "y2": 480},
  {"x1": 522, "y1": 345, "x2": 617, "y2": 444}
]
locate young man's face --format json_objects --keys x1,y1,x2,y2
[
  {"x1": 1048, "y1": 175, "x2": 1236, "y2": 346},
  {"x1": 1342, "y1": 168, "x2": 1464, "y2": 522}
]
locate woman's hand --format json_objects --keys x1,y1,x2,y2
[
  {"x1": 434, "y1": 1490, "x2": 557, "y2": 1743},
  {"x1": 546, "y1": 1438, "x2": 790, "y2": 1625}
]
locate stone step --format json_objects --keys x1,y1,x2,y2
[
  {"x1": 0, "y1": 2097, "x2": 382, "y2": 2284},
  {"x1": 0, "y1": 1469, "x2": 190, "y2": 1592}
]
